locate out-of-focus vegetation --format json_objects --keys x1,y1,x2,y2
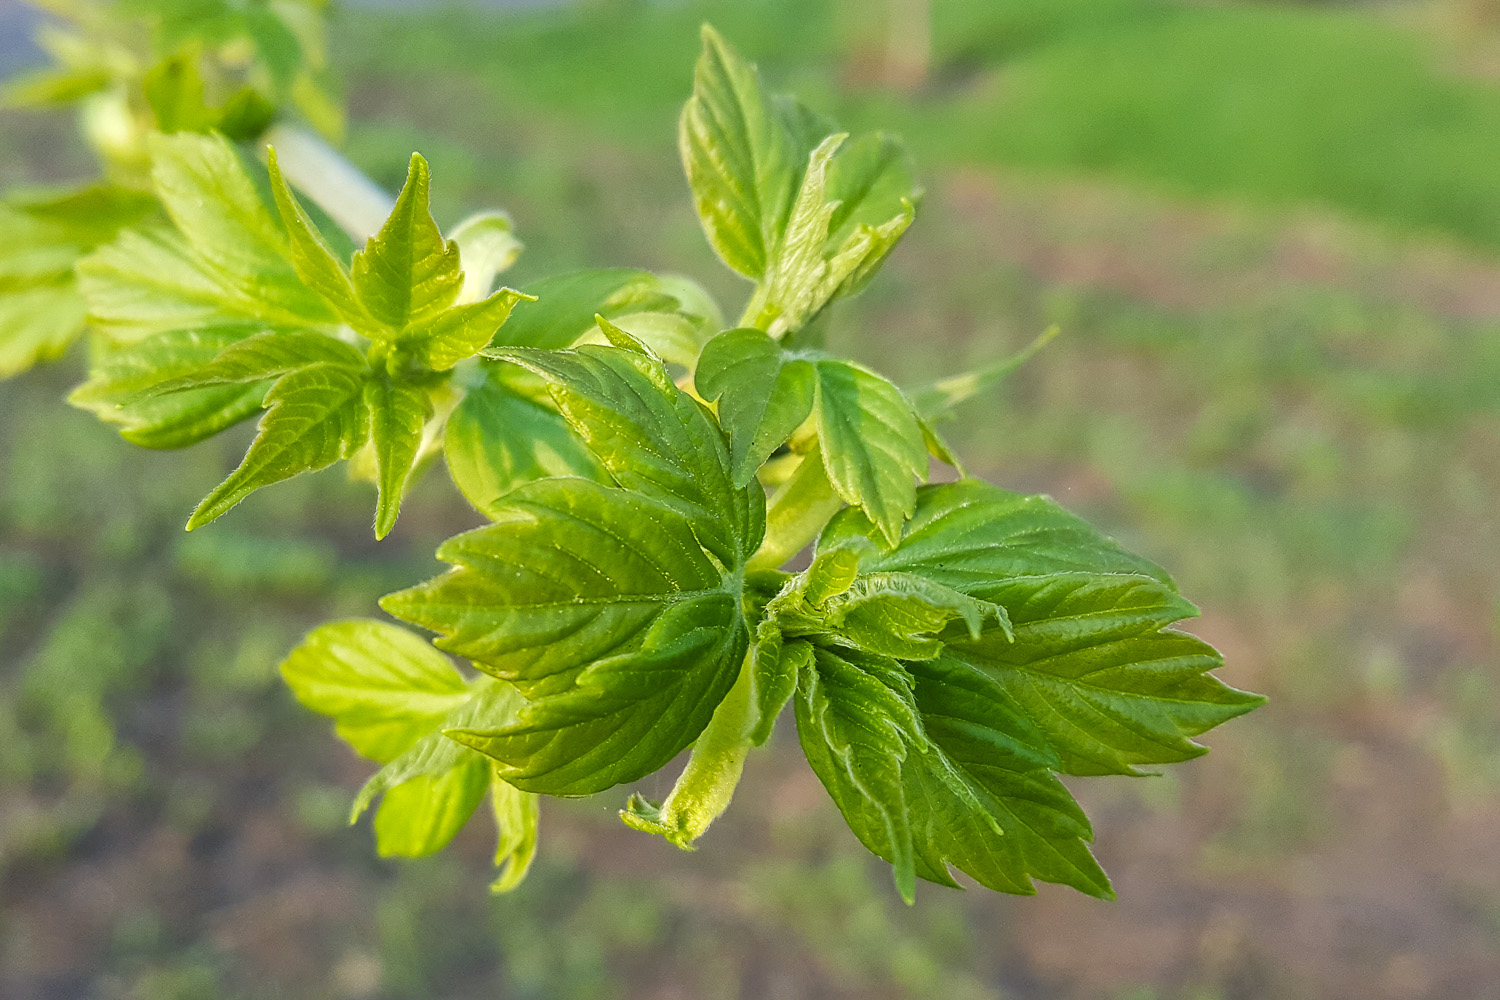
[{"x1": 3, "y1": 0, "x2": 1500, "y2": 997}]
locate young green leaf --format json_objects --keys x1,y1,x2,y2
[
  {"x1": 417, "y1": 287, "x2": 531, "y2": 371},
  {"x1": 494, "y1": 340, "x2": 765, "y2": 567},
  {"x1": 68, "y1": 328, "x2": 271, "y2": 448},
  {"x1": 280, "y1": 619, "x2": 472, "y2": 762},
  {"x1": 490, "y1": 772, "x2": 540, "y2": 892},
  {"x1": 794, "y1": 645, "x2": 927, "y2": 903},
  {"x1": 266, "y1": 147, "x2": 372, "y2": 328},
  {"x1": 281, "y1": 620, "x2": 539, "y2": 875},
  {"x1": 189, "y1": 361, "x2": 370, "y2": 529},
  {"x1": 145, "y1": 329, "x2": 367, "y2": 394},
  {"x1": 0, "y1": 184, "x2": 155, "y2": 376},
  {"x1": 365, "y1": 377, "x2": 433, "y2": 540},
  {"x1": 696, "y1": 328, "x2": 928, "y2": 545},
  {"x1": 350, "y1": 153, "x2": 461, "y2": 334},
  {"x1": 443, "y1": 362, "x2": 608, "y2": 519},
  {"x1": 941, "y1": 573, "x2": 1264, "y2": 776},
  {"x1": 680, "y1": 25, "x2": 806, "y2": 279}
]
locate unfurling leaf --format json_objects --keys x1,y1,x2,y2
[{"x1": 697, "y1": 328, "x2": 928, "y2": 544}]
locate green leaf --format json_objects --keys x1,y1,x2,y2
[
  {"x1": 366, "y1": 378, "x2": 433, "y2": 540},
  {"x1": 680, "y1": 25, "x2": 806, "y2": 279},
  {"x1": 902, "y1": 654, "x2": 1113, "y2": 898},
  {"x1": 267, "y1": 147, "x2": 371, "y2": 328},
  {"x1": 451, "y1": 211, "x2": 523, "y2": 304},
  {"x1": 282, "y1": 621, "x2": 536, "y2": 866},
  {"x1": 909, "y1": 325, "x2": 1062, "y2": 421},
  {"x1": 147, "y1": 329, "x2": 367, "y2": 394},
  {"x1": 820, "y1": 479, "x2": 1174, "y2": 589},
  {"x1": 696, "y1": 328, "x2": 815, "y2": 486},
  {"x1": 495, "y1": 343, "x2": 765, "y2": 568},
  {"x1": 372, "y1": 757, "x2": 490, "y2": 858},
  {"x1": 189, "y1": 361, "x2": 370, "y2": 529},
  {"x1": 825, "y1": 132, "x2": 922, "y2": 247},
  {"x1": 697, "y1": 329, "x2": 927, "y2": 545},
  {"x1": 490, "y1": 773, "x2": 540, "y2": 892},
  {"x1": 0, "y1": 284, "x2": 87, "y2": 378},
  {"x1": 491, "y1": 269, "x2": 680, "y2": 350},
  {"x1": 941, "y1": 572, "x2": 1264, "y2": 776},
  {"x1": 69, "y1": 329, "x2": 269, "y2": 448},
  {"x1": 575, "y1": 311, "x2": 708, "y2": 372},
  {"x1": 821, "y1": 572, "x2": 1008, "y2": 660},
  {"x1": 146, "y1": 131, "x2": 329, "y2": 323},
  {"x1": 417, "y1": 287, "x2": 531, "y2": 371},
  {"x1": 350, "y1": 153, "x2": 461, "y2": 334},
  {"x1": 443, "y1": 362, "x2": 608, "y2": 519},
  {"x1": 793, "y1": 645, "x2": 926, "y2": 903},
  {"x1": 0, "y1": 184, "x2": 155, "y2": 376},
  {"x1": 382, "y1": 477, "x2": 750, "y2": 795},
  {"x1": 143, "y1": 50, "x2": 221, "y2": 133},
  {"x1": 279, "y1": 619, "x2": 472, "y2": 763}
]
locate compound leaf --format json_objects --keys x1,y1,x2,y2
[{"x1": 495, "y1": 342, "x2": 765, "y2": 567}]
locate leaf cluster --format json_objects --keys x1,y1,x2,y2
[{"x1": 10, "y1": 21, "x2": 1264, "y2": 900}]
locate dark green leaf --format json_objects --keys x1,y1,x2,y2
[
  {"x1": 382, "y1": 477, "x2": 749, "y2": 795},
  {"x1": 696, "y1": 328, "x2": 815, "y2": 486}
]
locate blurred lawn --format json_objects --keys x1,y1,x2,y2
[{"x1": 4, "y1": 1, "x2": 1500, "y2": 998}]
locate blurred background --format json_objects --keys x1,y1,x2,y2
[{"x1": 3, "y1": 0, "x2": 1500, "y2": 997}]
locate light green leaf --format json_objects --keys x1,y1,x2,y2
[
  {"x1": 68, "y1": 328, "x2": 269, "y2": 448},
  {"x1": 491, "y1": 268, "x2": 679, "y2": 350},
  {"x1": 146, "y1": 131, "x2": 329, "y2": 323},
  {"x1": 0, "y1": 284, "x2": 87, "y2": 377},
  {"x1": 822, "y1": 572, "x2": 1008, "y2": 659},
  {"x1": 490, "y1": 773, "x2": 540, "y2": 892},
  {"x1": 909, "y1": 325, "x2": 1062, "y2": 421},
  {"x1": 147, "y1": 329, "x2": 366, "y2": 394},
  {"x1": 451, "y1": 211, "x2": 523, "y2": 304},
  {"x1": 267, "y1": 147, "x2": 371, "y2": 328},
  {"x1": 143, "y1": 50, "x2": 220, "y2": 134},
  {"x1": 382, "y1": 477, "x2": 750, "y2": 795},
  {"x1": 351, "y1": 153, "x2": 461, "y2": 334},
  {"x1": 825, "y1": 131, "x2": 922, "y2": 247},
  {"x1": 680, "y1": 25, "x2": 806, "y2": 279},
  {"x1": 416, "y1": 287, "x2": 531, "y2": 371},
  {"x1": 372, "y1": 757, "x2": 490, "y2": 858},
  {"x1": 443, "y1": 362, "x2": 608, "y2": 519},
  {"x1": 279, "y1": 619, "x2": 472, "y2": 763},
  {"x1": 189, "y1": 361, "x2": 370, "y2": 528},
  {"x1": 575, "y1": 311, "x2": 707, "y2": 372},
  {"x1": 495, "y1": 343, "x2": 765, "y2": 568},
  {"x1": 0, "y1": 184, "x2": 155, "y2": 376},
  {"x1": 366, "y1": 377, "x2": 433, "y2": 539},
  {"x1": 696, "y1": 328, "x2": 815, "y2": 486}
]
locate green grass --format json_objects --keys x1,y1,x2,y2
[{"x1": 340, "y1": 0, "x2": 1500, "y2": 254}]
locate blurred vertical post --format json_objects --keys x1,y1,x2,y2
[{"x1": 885, "y1": 0, "x2": 931, "y2": 89}]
